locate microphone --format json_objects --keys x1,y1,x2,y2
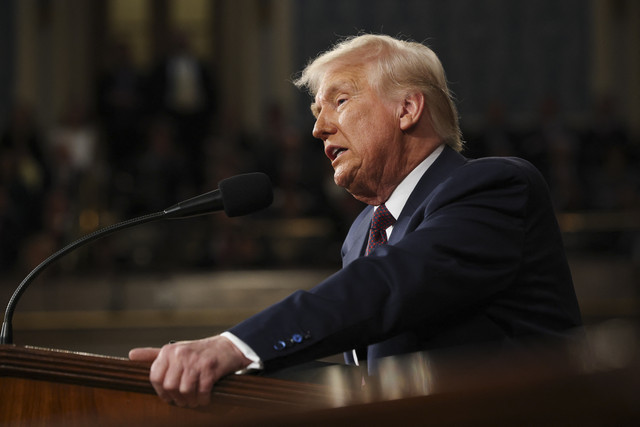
[
  {"x1": 164, "y1": 172, "x2": 273, "y2": 218},
  {"x1": 0, "y1": 172, "x2": 273, "y2": 345}
]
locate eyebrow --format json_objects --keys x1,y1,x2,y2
[{"x1": 310, "y1": 102, "x2": 320, "y2": 118}]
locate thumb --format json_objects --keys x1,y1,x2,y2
[{"x1": 129, "y1": 347, "x2": 161, "y2": 362}]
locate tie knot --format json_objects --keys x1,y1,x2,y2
[{"x1": 371, "y1": 204, "x2": 395, "y2": 232}]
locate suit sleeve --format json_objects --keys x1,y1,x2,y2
[{"x1": 228, "y1": 158, "x2": 567, "y2": 371}]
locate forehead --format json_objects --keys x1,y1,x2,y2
[{"x1": 314, "y1": 64, "x2": 370, "y2": 101}]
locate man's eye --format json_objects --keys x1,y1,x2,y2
[{"x1": 337, "y1": 97, "x2": 348, "y2": 106}]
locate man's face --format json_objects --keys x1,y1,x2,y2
[{"x1": 311, "y1": 64, "x2": 405, "y2": 204}]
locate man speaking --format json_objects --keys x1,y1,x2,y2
[{"x1": 130, "y1": 34, "x2": 582, "y2": 408}]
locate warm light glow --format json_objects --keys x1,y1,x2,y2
[
  {"x1": 107, "y1": 0, "x2": 151, "y2": 67},
  {"x1": 168, "y1": 0, "x2": 212, "y2": 58},
  {"x1": 79, "y1": 209, "x2": 100, "y2": 232}
]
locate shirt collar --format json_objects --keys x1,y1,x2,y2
[{"x1": 382, "y1": 144, "x2": 444, "y2": 219}]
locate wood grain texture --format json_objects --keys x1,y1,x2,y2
[{"x1": 0, "y1": 345, "x2": 339, "y2": 426}]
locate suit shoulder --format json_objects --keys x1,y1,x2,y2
[
  {"x1": 464, "y1": 155, "x2": 536, "y2": 171},
  {"x1": 460, "y1": 156, "x2": 547, "y2": 186},
  {"x1": 424, "y1": 156, "x2": 550, "y2": 211}
]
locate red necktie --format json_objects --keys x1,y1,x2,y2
[{"x1": 365, "y1": 204, "x2": 396, "y2": 256}]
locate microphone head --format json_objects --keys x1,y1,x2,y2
[{"x1": 219, "y1": 172, "x2": 273, "y2": 217}]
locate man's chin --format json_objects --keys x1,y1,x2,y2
[
  {"x1": 334, "y1": 175, "x2": 371, "y2": 204},
  {"x1": 333, "y1": 170, "x2": 352, "y2": 190}
]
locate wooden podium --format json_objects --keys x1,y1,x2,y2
[
  {"x1": 0, "y1": 345, "x2": 340, "y2": 426},
  {"x1": 3, "y1": 337, "x2": 640, "y2": 426}
]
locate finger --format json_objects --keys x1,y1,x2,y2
[
  {"x1": 180, "y1": 368, "x2": 200, "y2": 408},
  {"x1": 149, "y1": 352, "x2": 172, "y2": 404},
  {"x1": 129, "y1": 347, "x2": 161, "y2": 362},
  {"x1": 197, "y1": 371, "x2": 216, "y2": 407},
  {"x1": 162, "y1": 356, "x2": 187, "y2": 407}
]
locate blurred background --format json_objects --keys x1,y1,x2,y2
[{"x1": 0, "y1": 0, "x2": 638, "y2": 357}]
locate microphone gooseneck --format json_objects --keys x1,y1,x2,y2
[
  {"x1": 0, "y1": 172, "x2": 273, "y2": 345},
  {"x1": 1, "y1": 211, "x2": 164, "y2": 344}
]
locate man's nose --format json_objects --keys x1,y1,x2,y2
[{"x1": 312, "y1": 111, "x2": 337, "y2": 140}]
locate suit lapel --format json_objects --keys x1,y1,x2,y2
[
  {"x1": 342, "y1": 205, "x2": 374, "y2": 266},
  {"x1": 343, "y1": 146, "x2": 467, "y2": 260},
  {"x1": 389, "y1": 146, "x2": 467, "y2": 245}
]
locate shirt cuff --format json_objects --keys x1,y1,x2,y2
[{"x1": 220, "y1": 331, "x2": 264, "y2": 373}]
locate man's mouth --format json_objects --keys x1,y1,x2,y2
[{"x1": 326, "y1": 146, "x2": 347, "y2": 161}]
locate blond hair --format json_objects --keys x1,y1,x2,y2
[{"x1": 294, "y1": 34, "x2": 463, "y2": 152}]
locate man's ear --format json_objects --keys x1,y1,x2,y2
[{"x1": 399, "y1": 92, "x2": 425, "y2": 131}]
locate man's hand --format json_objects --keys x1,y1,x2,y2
[{"x1": 129, "y1": 335, "x2": 252, "y2": 407}]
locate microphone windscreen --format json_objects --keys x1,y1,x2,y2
[{"x1": 219, "y1": 172, "x2": 273, "y2": 217}]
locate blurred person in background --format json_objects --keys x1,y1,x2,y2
[
  {"x1": 147, "y1": 30, "x2": 217, "y2": 192},
  {"x1": 96, "y1": 41, "x2": 147, "y2": 215},
  {"x1": 0, "y1": 105, "x2": 51, "y2": 272}
]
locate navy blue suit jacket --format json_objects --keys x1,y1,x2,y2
[{"x1": 229, "y1": 146, "x2": 582, "y2": 372}]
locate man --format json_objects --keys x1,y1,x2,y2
[{"x1": 130, "y1": 34, "x2": 582, "y2": 408}]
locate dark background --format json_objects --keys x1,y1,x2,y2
[{"x1": 0, "y1": 0, "x2": 638, "y2": 356}]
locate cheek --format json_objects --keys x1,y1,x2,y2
[
  {"x1": 361, "y1": 117, "x2": 397, "y2": 158},
  {"x1": 344, "y1": 110, "x2": 393, "y2": 144}
]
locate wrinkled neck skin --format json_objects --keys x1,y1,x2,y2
[{"x1": 346, "y1": 128, "x2": 442, "y2": 206}]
